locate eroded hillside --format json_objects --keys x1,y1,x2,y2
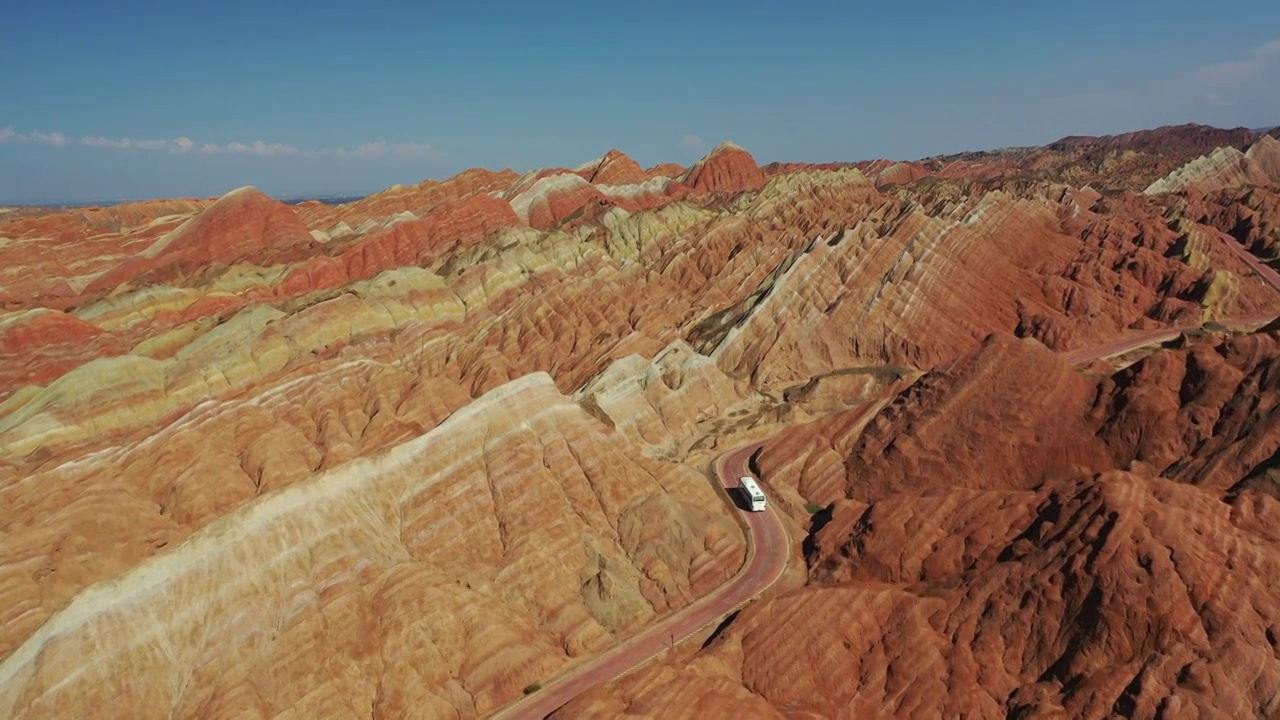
[
  {"x1": 561, "y1": 325, "x2": 1280, "y2": 719},
  {"x1": 2, "y1": 123, "x2": 1280, "y2": 719}
]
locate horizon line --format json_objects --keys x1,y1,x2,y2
[{"x1": 2, "y1": 120, "x2": 1275, "y2": 207}]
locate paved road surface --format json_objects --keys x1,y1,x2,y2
[
  {"x1": 488, "y1": 442, "x2": 790, "y2": 719},
  {"x1": 1220, "y1": 233, "x2": 1280, "y2": 290}
]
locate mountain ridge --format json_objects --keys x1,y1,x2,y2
[{"x1": 2, "y1": 118, "x2": 1280, "y2": 719}]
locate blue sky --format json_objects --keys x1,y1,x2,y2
[{"x1": 2, "y1": 0, "x2": 1278, "y2": 204}]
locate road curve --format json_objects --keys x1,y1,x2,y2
[{"x1": 488, "y1": 442, "x2": 790, "y2": 719}]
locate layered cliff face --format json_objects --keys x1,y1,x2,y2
[
  {"x1": 4, "y1": 125, "x2": 1280, "y2": 719},
  {"x1": 1167, "y1": 183, "x2": 1280, "y2": 284},
  {"x1": 1245, "y1": 134, "x2": 1280, "y2": 180},
  {"x1": 1143, "y1": 138, "x2": 1278, "y2": 195},
  {"x1": 707, "y1": 183, "x2": 1278, "y2": 392}
]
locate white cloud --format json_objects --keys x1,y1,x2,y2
[
  {"x1": 80, "y1": 135, "x2": 213, "y2": 153},
  {"x1": 349, "y1": 141, "x2": 436, "y2": 158},
  {"x1": 0, "y1": 127, "x2": 439, "y2": 160},
  {"x1": 30, "y1": 130, "x2": 68, "y2": 146},
  {"x1": 220, "y1": 140, "x2": 299, "y2": 157},
  {"x1": 79, "y1": 136, "x2": 130, "y2": 149},
  {"x1": 1192, "y1": 38, "x2": 1280, "y2": 86},
  {"x1": 1252, "y1": 39, "x2": 1280, "y2": 59},
  {"x1": 0, "y1": 128, "x2": 72, "y2": 146},
  {"x1": 680, "y1": 133, "x2": 706, "y2": 154}
]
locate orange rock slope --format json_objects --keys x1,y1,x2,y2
[
  {"x1": 563, "y1": 327, "x2": 1280, "y2": 719},
  {"x1": 2, "y1": 124, "x2": 1280, "y2": 719}
]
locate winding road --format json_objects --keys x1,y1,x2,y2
[
  {"x1": 488, "y1": 230, "x2": 1280, "y2": 719},
  {"x1": 488, "y1": 441, "x2": 791, "y2": 719},
  {"x1": 1063, "y1": 234, "x2": 1280, "y2": 365}
]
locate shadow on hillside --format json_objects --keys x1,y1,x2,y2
[
  {"x1": 802, "y1": 504, "x2": 836, "y2": 563},
  {"x1": 700, "y1": 609, "x2": 741, "y2": 650},
  {"x1": 726, "y1": 486, "x2": 753, "y2": 512}
]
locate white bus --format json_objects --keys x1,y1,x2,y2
[{"x1": 739, "y1": 475, "x2": 767, "y2": 512}]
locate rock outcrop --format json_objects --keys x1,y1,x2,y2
[
  {"x1": 1145, "y1": 146, "x2": 1272, "y2": 195},
  {"x1": 575, "y1": 340, "x2": 765, "y2": 460},
  {"x1": 509, "y1": 173, "x2": 608, "y2": 228},
  {"x1": 680, "y1": 142, "x2": 767, "y2": 195},
  {"x1": 294, "y1": 168, "x2": 520, "y2": 232},
  {"x1": 899, "y1": 123, "x2": 1278, "y2": 193},
  {"x1": 645, "y1": 162, "x2": 686, "y2": 179},
  {"x1": 576, "y1": 149, "x2": 650, "y2": 186},
  {"x1": 84, "y1": 187, "x2": 321, "y2": 295},
  {"x1": 1048, "y1": 123, "x2": 1257, "y2": 157},
  {"x1": 873, "y1": 161, "x2": 932, "y2": 188},
  {"x1": 1246, "y1": 134, "x2": 1280, "y2": 180}
]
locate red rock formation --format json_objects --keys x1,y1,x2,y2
[
  {"x1": 69, "y1": 198, "x2": 214, "y2": 231},
  {"x1": 902, "y1": 124, "x2": 1275, "y2": 192},
  {"x1": 0, "y1": 373, "x2": 745, "y2": 719},
  {"x1": 1187, "y1": 184, "x2": 1280, "y2": 260},
  {"x1": 597, "y1": 177, "x2": 689, "y2": 212},
  {"x1": 756, "y1": 333, "x2": 1112, "y2": 503},
  {"x1": 0, "y1": 211, "x2": 198, "y2": 313},
  {"x1": 508, "y1": 173, "x2": 608, "y2": 228},
  {"x1": 852, "y1": 158, "x2": 897, "y2": 175},
  {"x1": 84, "y1": 186, "x2": 320, "y2": 295},
  {"x1": 1247, "y1": 134, "x2": 1280, "y2": 180},
  {"x1": 336, "y1": 194, "x2": 520, "y2": 283},
  {"x1": 645, "y1": 162, "x2": 686, "y2": 179},
  {"x1": 708, "y1": 184, "x2": 1278, "y2": 392},
  {"x1": 1048, "y1": 123, "x2": 1257, "y2": 156},
  {"x1": 295, "y1": 168, "x2": 520, "y2": 231},
  {"x1": 680, "y1": 142, "x2": 767, "y2": 195},
  {"x1": 1145, "y1": 146, "x2": 1272, "y2": 195},
  {"x1": 0, "y1": 310, "x2": 103, "y2": 355},
  {"x1": 873, "y1": 161, "x2": 932, "y2": 188},
  {"x1": 501, "y1": 167, "x2": 577, "y2": 202},
  {"x1": 761, "y1": 161, "x2": 861, "y2": 177},
  {"x1": 576, "y1": 150, "x2": 649, "y2": 186},
  {"x1": 0, "y1": 310, "x2": 126, "y2": 390}
]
